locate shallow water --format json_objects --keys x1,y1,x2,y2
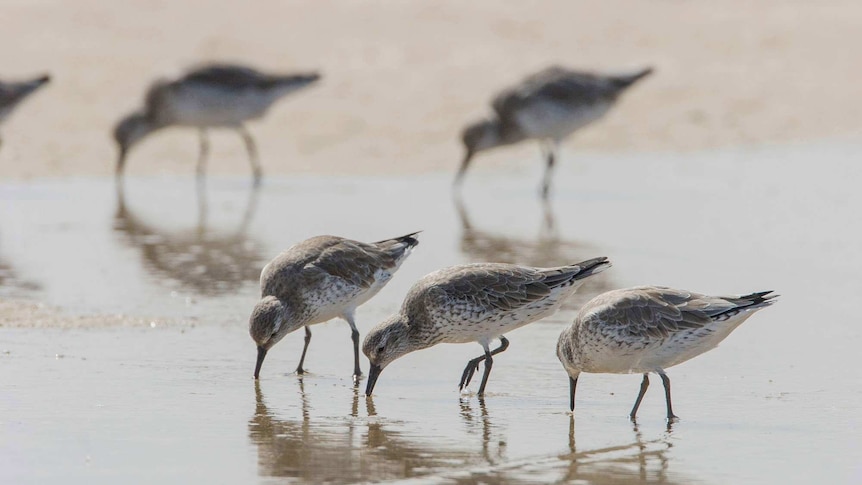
[{"x1": 2, "y1": 142, "x2": 861, "y2": 483}]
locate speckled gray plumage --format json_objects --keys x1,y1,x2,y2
[
  {"x1": 363, "y1": 257, "x2": 610, "y2": 395},
  {"x1": 259, "y1": 234, "x2": 418, "y2": 325},
  {"x1": 557, "y1": 286, "x2": 777, "y2": 418},
  {"x1": 250, "y1": 232, "x2": 419, "y2": 379},
  {"x1": 399, "y1": 260, "x2": 608, "y2": 344}
]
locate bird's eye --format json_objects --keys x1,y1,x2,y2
[{"x1": 377, "y1": 345, "x2": 385, "y2": 353}]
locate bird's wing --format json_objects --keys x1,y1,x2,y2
[
  {"x1": 307, "y1": 239, "x2": 401, "y2": 289},
  {"x1": 181, "y1": 64, "x2": 270, "y2": 89},
  {"x1": 584, "y1": 287, "x2": 750, "y2": 339},
  {"x1": 491, "y1": 66, "x2": 613, "y2": 120},
  {"x1": 259, "y1": 236, "x2": 345, "y2": 296},
  {"x1": 417, "y1": 265, "x2": 564, "y2": 323},
  {"x1": 0, "y1": 82, "x2": 13, "y2": 104}
]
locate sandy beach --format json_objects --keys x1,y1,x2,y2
[
  {"x1": 2, "y1": 0, "x2": 861, "y2": 179},
  {"x1": 2, "y1": 2, "x2": 862, "y2": 484}
]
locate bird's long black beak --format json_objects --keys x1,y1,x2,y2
[
  {"x1": 365, "y1": 364, "x2": 382, "y2": 396},
  {"x1": 254, "y1": 346, "x2": 268, "y2": 379},
  {"x1": 569, "y1": 376, "x2": 578, "y2": 412},
  {"x1": 453, "y1": 150, "x2": 474, "y2": 187}
]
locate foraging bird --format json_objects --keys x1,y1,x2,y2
[
  {"x1": 250, "y1": 232, "x2": 420, "y2": 382},
  {"x1": 557, "y1": 287, "x2": 777, "y2": 420},
  {"x1": 456, "y1": 66, "x2": 653, "y2": 197},
  {"x1": 0, "y1": 74, "x2": 50, "y2": 149},
  {"x1": 364, "y1": 257, "x2": 611, "y2": 397},
  {"x1": 113, "y1": 64, "x2": 319, "y2": 182}
]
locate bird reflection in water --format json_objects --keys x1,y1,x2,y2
[
  {"x1": 556, "y1": 418, "x2": 681, "y2": 485},
  {"x1": 0, "y1": 255, "x2": 40, "y2": 298},
  {"x1": 446, "y1": 418, "x2": 681, "y2": 483},
  {"x1": 455, "y1": 196, "x2": 615, "y2": 309},
  {"x1": 250, "y1": 381, "x2": 689, "y2": 483},
  {"x1": 459, "y1": 397, "x2": 506, "y2": 465},
  {"x1": 249, "y1": 383, "x2": 501, "y2": 482},
  {"x1": 113, "y1": 182, "x2": 264, "y2": 295}
]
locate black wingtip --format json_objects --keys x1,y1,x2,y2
[
  {"x1": 378, "y1": 231, "x2": 421, "y2": 247},
  {"x1": 399, "y1": 230, "x2": 422, "y2": 244},
  {"x1": 297, "y1": 72, "x2": 321, "y2": 84},
  {"x1": 573, "y1": 257, "x2": 612, "y2": 279},
  {"x1": 740, "y1": 290, "x2": 778, "y2": 305},
  {"x1": 614, "y1": 67, "x2": 654, "y2": 89}
]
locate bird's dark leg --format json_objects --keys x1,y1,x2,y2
[
  {"x1": 659, "y1": 372, "x2": 679, "y2": 421},
  {"x1": 344, "y1": 313, "x2": 363, "y2": 383},
  {"x1": 196, "y1": 129, "x2": 210, "y2": 180},
  {"x1": 540, "y1": 141, "x2": 557, "y2": 199},
  {"x1": 238, "y1": 125, "x2": 262, "y2": 185},
  {"x1": 630, "y1": 373, "x2": 650, "y2": 420},
  {"x1": 569, "y1": 376, "x2": 579, "y2": 412},
  {"x1": 541, "y1": 197, "x2": 557, "y2": 236},
  {"x1": 476, "y1": 347, "x2": 495, "y2": 395},
  {"x1": 454, "y1": 150, "x2": 474, "y2": 188},
  {"x1": 195, "y1": 174, "x2": 208, "y2": 237},
  {"x1": 459, "y1": 336, "x2": 510, "y2": 393},
  {"x1": 295, "y1": 326, "x2": 312, "y2": 374}
]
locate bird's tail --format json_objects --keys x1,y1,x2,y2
[
  {"x1": 28, "y1": 74, "x2": 51, "y2": 88},
  {"x1": 543, "y1": 257, "x2": 611, "y2": 287},
  {"x1": 10, "y1": 74, "x2": 50, "y2": 101},
  {"x1": 611, "y1": 67, "x2": 653, "y2": 90},
  {"x1": 730, "y1": 290, "x2": 779, "y2": 310},
  {"x1": 266, "y1": 72, "x2": 321, "y2": 91},
  {"x1": 374, "y1": 231, "x2": 421, "y2": 260},
  {"x1": 710, "y1": 290, "x2": 778, "y2": 321}
]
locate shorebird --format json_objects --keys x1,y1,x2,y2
[
  {"x1": 113, "y1": 64, "x2": 320, "y2": 183},
  {"x1": 455, "y1": 65, "x2": 653, "y2": 197},
  {"x1": 0, "y1": 74, "x2": 50, "y2": 149},
  {"x1": 363, "y1": 257, "x2": 611, "y2": 397},
  {"x1": 250, "y1": 232, "x2": 420, "y2": 382},
  {"x1": 557, "y1": 287, "x2": 777, "y2": 421}
]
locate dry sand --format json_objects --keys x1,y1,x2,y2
[{"x1": 1, "y1": 0, "x2": 860, "y2": 180}]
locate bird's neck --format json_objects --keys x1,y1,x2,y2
[{"x1": 495, "y1": 120, "x2": 528, "y2": 146}]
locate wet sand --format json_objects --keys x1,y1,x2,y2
[
  {"x1": 2, "y1": 142, "x2": 862, "y2": 483},
  {"x1": 3, "y1": 2, "x2": 862, "y2": 481}
]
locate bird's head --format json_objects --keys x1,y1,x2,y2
[
  {"x1": 462, "y1": 118, "x2": 504, "y2": 156},
  {"x1": 362, "y1": 315, "x2": 413, "y2": 395},
  {"x1": 455, "y1": 119, "x2": 505, "y2": 186},
  {"x1": 556, "y1": 328, "x2": 583, "y2": 381},
  {"x1": 249, "y1": 296, "x2": 291, "y2": 379},
  {"x1": 113, "y1": 112, "x2": 156, "y2": 177}
]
